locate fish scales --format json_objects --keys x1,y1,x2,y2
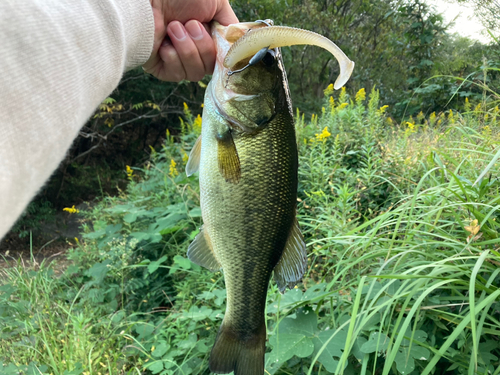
[
  {"x1": 185, "y1": 20, "x2": 354, "y2": 375},
  {"x1": 200, "y1": 88, "x2": 297, "y2": 335}
]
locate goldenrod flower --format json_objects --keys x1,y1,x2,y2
[
  {"x1": 355, "y1": 88, "x2": 366, "y2": 103},
  {"x1": 378, "y1": 105, "x2": 389, "y2": 114},
  {"x1": 63, "y1": 205, "x2": 79, "y2": 214},
  {"x1": 323, "y1": 83, "x2": 334, "y2": 96},
  {"x1": 126, "y1": 165, "x2": 134, "y2": 178},
  {"x1": 464, "y1": 97, "x2": 471, "y2": 111},
  {"x1": 337, "y1": 102, "x2": 348, "y2": 110},
  {"x1": 183, "y1": 102, "x2": 189, "y2": 111},
  {"x1": 193, "y1": 114, "x2": 202, "y2": 132},
  {"x1": 329, "y1": 96, "x2": 334, "y2": 108},
  {"x1": 315, "y1": 127, "x2": 331, "y2": 141},
  {"x1": 474, "y1": 103, "x2": 481, "y2": 112},
  {"x1": 182, "y1": 152, "x2": 189, "y2": 164},
  {"x1": 169, "y1": 159, "x2": 178, "y2": 177}
]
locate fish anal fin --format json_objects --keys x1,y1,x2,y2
[
  {"x1": 209, "y1": 320, "x2": 266, "y2": 375},
  {"x1": 217, "y1": 132, "x2": 241, "y2": 184},
  {"x1": 274, "y1": 218, "x2": 307, "y2": 293},
  {"x1": 186, "y1": 135, "x2": 202, "y2": 176},
  {"x1": 187, "y1": 226, "x2": 221, "y2": 272}
]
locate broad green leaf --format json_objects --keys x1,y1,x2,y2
[
  {"x1": 178, "y1": 333, "x2": 198, "y2": 350},
  {"x1": 83, "y1": 229, "x2": 106, "y2": 239},
  {"x1": 86, "y1": 260, "x2": 110, "y2": 283},
  {"x1": 183, "y1": 305, "x2": 213, "y2": 322},
  {"x1": 268, "y1": 309, "x2": 317, "y2": 372},
  {"x1": 152, "y1": 342, "x2": 170, "y2": 358},
  {"x1": 145, "y1": 361, "x2": 164, "y2": 374},
  {"x1": 147, "y1": 255, "x2": 168, "y2": 274},
  {"x1": 312, "y1": 328, "x2": 348, "y2": 373},
  {"x1": 189, "y1": 207, "x2": 202, "y2": 217},
  {"x1": 131, "y1": 232, "x2": 150, "y2": 241},
  {"x1": 359, "y1": 332, "x2": 390, "y2": 354},
  {"x1": 155, "y1": 213, "x2": 186, "y2": 232},
  {"x1": 123, "y1": 213, "x2": 138, "y2": 223},
  {"x1": 395, "y1": 347, "x2": 415, "y2": 375}
]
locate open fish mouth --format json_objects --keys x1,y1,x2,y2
[{"x1": 212, "y1": 20, "x2": 355, "y2": 90}]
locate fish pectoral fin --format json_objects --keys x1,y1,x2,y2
[
  {"x1": 217, "y1": 131, "x2": 241, "y2": 184},
  {"x1": 187, "y1": 226, "x2": 221, "y2": 272},
  {"x1": 186, "y1": 135, "x2": 202, "y2": 176},
  {"x1": 273, "y1": 218, "x2": 307, "y2": 294}
]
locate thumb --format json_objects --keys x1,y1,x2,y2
[{"x1": 214, "y1": 0, "x2": 239, "y2": 26}]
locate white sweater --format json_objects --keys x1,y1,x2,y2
[{"x1": 0, "y1": 0, "x2": 154, "y2": 239}]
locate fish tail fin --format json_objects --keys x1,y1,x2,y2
[{"x1": 209, "y1": 320, "x2": 266, "y2": 375}]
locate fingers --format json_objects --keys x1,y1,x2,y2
[
  {"x1": 149, "y1": 20, "x2": 215, "y2": 82},
  {"x1": 214, "y1": 0, "x2": 239, "y2": 25}
]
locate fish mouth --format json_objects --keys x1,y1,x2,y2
[{"x1": 212, "y1": 20, "x2": 354, "y2": 90}]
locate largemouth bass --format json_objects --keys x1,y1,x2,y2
[{"x1": 186, "y1": 20, "x2": 354, "y2": 375}]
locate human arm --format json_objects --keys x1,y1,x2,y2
[{"x1": 0, "y1": 0, "x2": 237, "y2": 239}]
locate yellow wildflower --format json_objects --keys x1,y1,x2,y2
[
  {"x1": 464, "y1": 97, "x2": 471, "y2": 111},
  {"x1": 321, "y1": 107, "x2": 325, "y2": 114},
  {"x1": 337, "y1": 102, "x2": 348, "y2": 110},
  {"x1": 429, "y1": 112, "x2": 436, "y2": 123},
  {"x1": 355, "y1": 88, "x2": 366, "y2": 103},
  {"x1": 474, "y1": 103, "x2": 481, "y2": 112},
  {"x1": 182, "y1": 152, "x2": 189, "y2": 164},
  {"x1": 339, "y1": 86, "x2": 347, "y2": 103},
  {"x1": 193, "y1": 114, "x2": 202, "y2": 132},
  {"x1": 315, "y1": 127, "x2": 331, "y2": 141},
  {"x1": 126, "y1": 165, "x2": 134, "y2": 178},
  {"x1": 63, "y1": 205, "x2": 79, "y2": 214},
  {"x1": 417, "y1": 111, "x2": 424, "y2": 120},
  {"x1": 378, "y1": 105, "x2": 389, "y2": 114},
  {"x1": 169, "y1": 159, "x2": 178, "y2": 177},
  {"x1": 183, "y1": 102, "x2": 189, "y2": 111},
  {"x1": 323, "y1": 84, "x2": 334, "y2": 96},
  {"x1": 386, "y1": 117, "x2": 393, "y2": 125},
  {"x1": 329, "y1": 96, "x2": 334, "y2": 108},
  {"x1": 201, "y1": 103, "x2": 204, "y2": 108}
]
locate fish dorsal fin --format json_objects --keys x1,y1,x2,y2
[
  {"x1": 273, "y1": 218, "x2": 307, "y2": 293},
  {"x1": 217, "y1": 132, "x2": 241, "y2": 184},
  {"x1": 187, "y1": 226, "x2": 221, "y2": 272},
  {"x1": 186, "y1": 136, "x2": 202, "y2": 176}
]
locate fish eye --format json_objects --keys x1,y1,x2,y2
[{"x1": 262, "y1": 50, "x2": 276, "y2": 67}]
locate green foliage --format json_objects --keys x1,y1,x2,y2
[
  {"x1": 9, "y1": 199, "x2": 55, "y2": 238},
  {"x1": 2, "y1": 88, "x2": 500, "y2": 375}
]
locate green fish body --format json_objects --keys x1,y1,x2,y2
[{"x1": 186, "y1": 21, "x2": 307, "y2": 375}]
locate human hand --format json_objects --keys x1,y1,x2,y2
[{"x1": 143, "y1": 0, "x2": 238, "y2": 82}]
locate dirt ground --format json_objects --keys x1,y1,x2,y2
[
  {"x1": 0, "y1": 235, "x2": 74, "y2": 275},
  {"x1": 0, "y1": 210, "x2": 86, "y2": 275}
]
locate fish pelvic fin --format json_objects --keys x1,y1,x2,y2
[
  {"x1": 186, "y1": 135, "x2": 201, "y2": 176},
  {"x1": 209, "y1": 320, "x2": 266, "y2": 375},
  {"x1": 273, "y1": 217, "x2": 307, "y2": 293},
  {"x1": 187, "y1": 225, "x2": 221, "y2": 272}
]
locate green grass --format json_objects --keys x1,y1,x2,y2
[{"x1": 1, "y1": 88, "x2": 499, "y2": 375}]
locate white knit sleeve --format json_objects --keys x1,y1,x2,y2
[{"x1": 0, "y1": 0, "x2": 154, "y2": 238}]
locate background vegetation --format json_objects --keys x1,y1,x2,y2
[{"x1": 1, "y1": 0, "x2": 500, "y2": 374}]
